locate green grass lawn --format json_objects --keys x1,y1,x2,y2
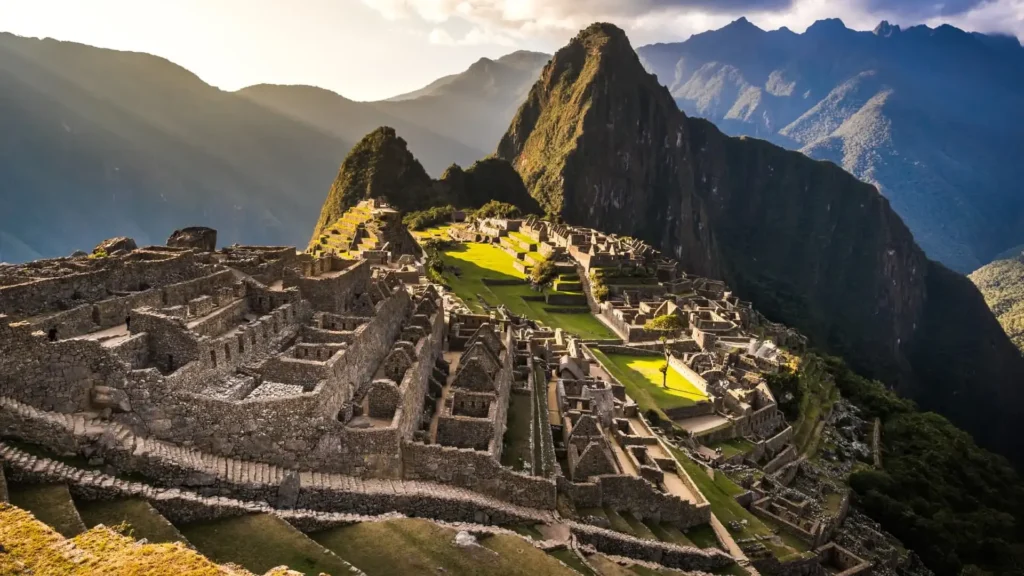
[
  {"x1": 707, "y1": 438, "x2": 757, "y2": 459},
  {"x1": 439, "y1": 243, "x2": 616, "y2": 340},
  {"x1": 178, "y1": 513, "x2": 353, "y2": 575},
  {"x1": 671, "y1": 448, "x2": 803, "y2": 560},
  {"x1": 590, "y1": 350, "x2": 707, "y2": 418},
  {"x1": 312, "y1": 518, "x2": 577, "y2": 576},
  {"x1": 411, "y1": 225, "x2": 451, "y2": 241},
  {"x1": 501, "y1": 392, "x2": 534, "y2": 472}
]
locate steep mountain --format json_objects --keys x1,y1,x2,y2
[
  {"x1": 970, "y1": 254, "x2": 1024, "y2": 352},
  {"x1": 239, "y1": 51, "x2": 550, "y2": 170},
  {"x1": 310, "y1": 127, "x2": 538, "y2": 247},
  {"x1": 636, "y1": 18, "x2": 1024, "y2": 272},
  {"x1": 498, "y1": 23, "x2": 1024, "y2": 464},
  {"x1": 0, "y1": 32, "x2": 348, "y2": 263}
]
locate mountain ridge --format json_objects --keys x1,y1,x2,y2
[
  {"x1": 497, "y1": 21, "x2": 1024, "y2": 466},
  {"x1": 636, "y1": 18, "x2": 1024, "y2": 272}
]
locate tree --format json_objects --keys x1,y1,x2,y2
[{"x1": 530, "y1": 257, "x2": 557, "y2": 288}]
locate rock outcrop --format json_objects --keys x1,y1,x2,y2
[
  {"x1": 93, "y1": 236, "x2": 137, "y2": 255},
  {"x1": 167, "y1": 227, "x2": 218, "y2": 252},
  {"x1": 497, "y1": 22, "x2": 1024, "y2": 462}
]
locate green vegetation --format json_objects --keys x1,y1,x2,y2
[
  {"x1": 590, "y1": 350, "x2": 706, "y2": 419},
  {"x1": 819, "y1": 354, "x2": 1024, "y2": 575},
  {"x1": 530, "y1": 256, "x2": 558, "y2": 287},
  {"x1": 501, "y1": 392, "x2": 534, "y2": 471},
  {"x1": 643, "y1": 314, "x2": 685, "y2": 336},
  {"x1": 548, "y1": 549, "x2": 595, "y2": 575},
  {"x1": 437, "y1": 243, "x2": 616, "y2": 339},
  {"x1": 671, "y1": 450, "x2": 801, "y2": 560},
  {"x1": 312, "y1": 518, "x2": 577, "y2": 576},
  {"x1": 473, "y1": 200, "x2": 522, "y2": 219},
  {"x1": 7, "y1": 483, "x2": 86, "y2": 538},
  {"x1": 179, "y1": 513, "x2": 352, "y2": 575},
  {"x1": 0, "y1": 503, "x2": 248, "y2": 575},
  {"x1": 76, "y1": 498, "x2": 187, "y2": 545},
  {"x1": 403, "y1": 205, "x2": 454, "y2": 230},
  {"x1": 969, "y1": 255, "x2": 1024, "y2": 352}
]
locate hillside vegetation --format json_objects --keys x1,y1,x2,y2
[{"x1": 970, "y1": 255, "x2": 1024, "y2": 352}]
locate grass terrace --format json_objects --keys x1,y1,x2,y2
[
  {"x1": 590, "y1": 350, "x2": 707, "y2": 419},
  {"x1": 438, "y1": 242, "x2": 616, "y2": 340},
  {"x1": 178, "y1": 513, "x2": 354, "y2": 575},
  {"x1": 671, "y1": 448, "x2": 807, "y2": 561},
  {"x1": 411, "y1": 225, "x2": 452, "y2": 242},
  {"x1": 312, "y1": 518, "x2": 577, "y2": 576}
]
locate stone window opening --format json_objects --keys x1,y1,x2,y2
[
  {"x1": 167, "y1": 354, "x2": 174, "y2": 371},
  {"x1": 237, "y1": 334, "x2": 244, "y2": 353},
  {"x1": 210, "y1": 349, "x2": 217, "y2": 368},
  {"x1": 251, "y1": 332, "x2": 257, "y2": 347},
  {"x1": 91, "y1": 307, "x2": 101, "y2": 325},
  {"x1": 224, "y1": 343, "x2": 231, "y2": 361},
  {"x1": 47, "y1": 327, "x2": 58, "y2": 342}
]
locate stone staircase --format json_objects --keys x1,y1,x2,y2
[{"x1": 0, "y1": 396, "x2": 555, "y2": 525}]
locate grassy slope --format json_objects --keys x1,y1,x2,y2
[
  {"x1": 969, "y1": 256, "x2": 1024, "y2": 352},
  {"x1": 670, "y1": 449, "x2": 802, "y2": 559},
  {"x1": 312, "y1": 518, "x2": 577, "y2": 576},
  {"x1": 590, "y1": 350, "x2": 706, "y2": 418},
  {"x1": 0, "y1": 503, "x2": 250, "y2": 575},
  {"x1": 440, "y1": 242, "x2": 616, "y2": 339},
  {"x1": 179, "y1": 513, "x2": 354, "y2": 576}
]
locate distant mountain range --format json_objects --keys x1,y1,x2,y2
[
  {"x1": 637, "y1": 18, "x2": 1024, "y2": 273},
  {"x1": 0, "y1": 32, "x2": 547, "y2": 263}
]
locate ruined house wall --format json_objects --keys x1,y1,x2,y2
[
  {"x1": 402, "y1": 441, "x2": 557, "y2": 510},
  {"x1": 286, "y1": 260, "x2": 370, "y2": 314},
  {"x1": 0, "y1": 253, "x2": 205, "y2": 318},
  {"x1": 0, "y1": 318, "x2": 129, "y2": 413},
  {"x1": 596, "y1": 475, "x2": 710, "y2": 528}
]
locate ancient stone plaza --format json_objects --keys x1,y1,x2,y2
[{"x1": 0, "y1": 210, "x2": 889, "y2": 575}]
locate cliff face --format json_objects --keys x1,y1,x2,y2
[
  {"x1": 970, "y1": 255, "x2": 1024, "y2": 352},
  {"x1": 497, "y1": 23, "x2": 1024, "y2": 461},
  {"x1": 497, "y1": 24, "x2": 718, "y2": 276}
]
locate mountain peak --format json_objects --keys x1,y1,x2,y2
[
  {"x1": 576, "y1": 22, "x2": 631, "y2": 45},
  {"x1": 873, "y1": 20, "x2": 901, "y2": 37},
  {"x1": 723, "y1": 16, "x2": 763, "y2": 33},
  {"x1": 806, "y1": 18, "x2": 849, "y2": 35}
]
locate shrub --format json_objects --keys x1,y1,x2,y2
[
  {"x1": 472, "y1": 200, "x2": 521, "y2": 220},
  {"x1": 644, "y1": 314, "x2": 685, "y2": 335},
  {"x1": 530, "y1": 257, "x2": 557, "y2": 287},
  {"x1": 403, "y1": 205, "x2": 454, "y2": 231}
]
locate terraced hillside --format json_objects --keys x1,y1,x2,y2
[{"x1": 430, "y1": 240, "x2": 616, "y2": 340}]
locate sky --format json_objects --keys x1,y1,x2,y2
[{"x1": 1, "y1": 0, "x2": 1021, "y2": 101}]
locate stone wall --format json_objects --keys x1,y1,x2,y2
[
  {"x1": 0, "y1": 318, "x2": 129, "y2": 413},
  {"x1": 571, "y1": 523, "x2": 734, "y2": 573},
  {"x1": 285, "y1": 259, "x2": 370, "y2": 314},
  {"x1": 402, "y1": 441, "x2": 557, "y2": 509}
]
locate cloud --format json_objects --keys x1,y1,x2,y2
[
  {"x1": 429, "y1": 25, "x2": 516, "y2": 45},
  {"x1": 363, "y1": 0, "x2": 1024, "y2": 46}
]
